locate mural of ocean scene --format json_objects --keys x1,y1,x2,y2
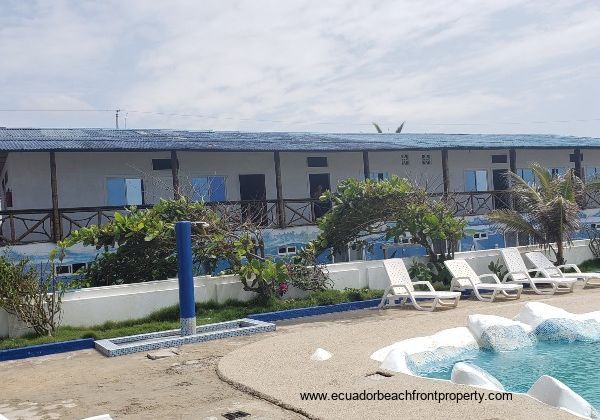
[{"x1": 5, "y1": 209, "x2": 600, "y2": 282}]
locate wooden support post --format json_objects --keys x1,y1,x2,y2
[
  {"x1": 509, "y1": 148, "x2": 517, "y2": 174},
  {"x1": 362, "y1": 151, "x2": 370, "y2": 180},
  {"x1": 171, "y1": 150, "x2": 181, "y2": 199},
  {"x1": 509, "y1": 148, "x2": 517, "y2": 210},
  {"x1": 274, "y1": 151, "x2": 285, "y2": 228},
  {"x1": 441, "y1": 149, "x2": 449, "y2": 195},
  {"x1": 49, "y1": 151, "x2": 61, "y2": 242},
  {"x1": 573, "y1": 148, "x2": 582, "y2": 180}
]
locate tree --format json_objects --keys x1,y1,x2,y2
[
  {"x1": 372, "y1": 122, "x2": 405, "y2": 133},
  {"x1": 59, "y1": 198, "x2": 329, "y2": 301},
  {"x1": 312, "y1": 176, "x2": 466, "y2": 263},
  {"x1": 488, "y1": 163, "x2": 586, "y2": 265},
  {"x1": 0, "y1": 255, "x2": 66, "y2": 336}
]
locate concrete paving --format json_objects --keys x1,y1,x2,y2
[{"x1": 218, "y1": 285, "x2": 600, "y2": 419}]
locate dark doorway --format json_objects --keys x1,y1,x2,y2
[
  {"x1": 492, "y1": 169, "x2": 510, "y2": 209},
  {"x1": 309, "y1": 173, "x2": 331, "y2": 220},
  {"x1": 239, "y1": 174, "x2": 267, "y2": 225}
]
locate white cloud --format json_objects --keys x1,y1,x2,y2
[{"x1": 0, "y1": 0, "x2": 598, "y2": 136}]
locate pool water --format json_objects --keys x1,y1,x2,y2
[{"x1": 414, "y1": 340, "x2": 600, "y2": 409}]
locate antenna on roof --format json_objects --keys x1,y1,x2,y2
[{"x1": 115, "y1": 109, "x2": 120, "y2": 129}]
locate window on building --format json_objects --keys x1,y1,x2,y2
[
  {"x1": 517, "y1": 168, "x2": 535, "y2": 185},
  {"x1": 550, "y1": 167, "x2": 565, "y2": 178},
  {"x1": 586, "y1": 167, "x2": 600, "y2": 182},
  {"x1": 464, "y1": 170, "x2": 488, "y2": 192},
  {"x1": 491, "y1": 154, "x2": 508, "y2": 164},
  {"x1": 590, "y1": 223, "x2": 600, "y2": 230},
  {"x1": 107, "y1": 178, "x2": 144, "y2": 206},
  {"x1": 569, "y1": 153, "x2": 584, "y2": 163},
  {"x1": 401, "y1": 154, "x2": 409, "y2": 165},
  {"x1": 152, "y1": 159, "x2": 172, "y2": 170},
  {"x1": 473, "y1": 232, "x2": 488, "y2": 239},
  {"x1": 421, "y1": 154, "x2": 431, "y2": 165},
  {"x1": 278, "y1": 245, "x2": 297, "y2": 256},
  {"x1": 307, "y1": 157, "x2": 328, "y2": 167},
  {"x1": 370, "y1": 171, "x2": 389, "y2": 181},
  {"x1": 191, "y1": 176, "x2": 226, "y2": 202},
  {"x1": 71, "y1": 262, "x2": 87, "y2": 272},
  {"x1": 55, "y1": 265, "x2": 71, "y2": 275}
]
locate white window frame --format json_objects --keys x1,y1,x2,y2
[{"x1": 277, "y1": 245, "x2": 297, "y2": 256}]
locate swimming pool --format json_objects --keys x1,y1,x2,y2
[{"x1": 414, "y1": 340, "x2": 600, "y2": 410}]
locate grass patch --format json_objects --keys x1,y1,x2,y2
[{"x1": 0, "y1": 288, "x2": 382, "y2": 350}]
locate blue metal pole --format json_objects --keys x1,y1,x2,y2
[{"x1": 175, "y1": 221, "x2": 196, "y2": 336}]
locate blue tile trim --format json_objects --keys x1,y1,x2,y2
[
  {"x1": 247, "y1": 298, "x2": 382, "y2": 322},
  {"x1": 0, "y1": 338, "x2": 95, "y2": 362}
]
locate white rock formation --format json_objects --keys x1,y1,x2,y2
[
  {"x1": 527, "y1": 375, "x2": 598, "y2": 419},
  {"x1": 516, "y1": 302, "x2": 600, "y2": 328},
  {"x1": 450, "y1": 362, "x2": 505, "y2": 391},
  {"x1": 370, "y1": 327, "x2": 477, "y2": 362},
  {"x1": 467, "y1": 314, "x2": 533, "y2": 340},
  {"x1": 310, "y1": 348, "x2": 332, "y2": 361},
  {"x1": 379, "y1": 349, "x2": 413, "y2": 375}
]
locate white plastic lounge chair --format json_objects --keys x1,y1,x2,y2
[
  {"x1": 499, "y1": 248, "x2": 576, "y2": 294},
  {"x1": 524, "y1": 251, "x2": 600, "y2": 288},
  {"x1": 378, "y1": 258, "x2": 461, "y2": 311},
  {"x1": 444, "y1": 259, "x2": 522, "y2": 302}
]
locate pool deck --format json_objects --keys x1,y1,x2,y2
[
  {"x1": 218, "y1": 285, "x2": 600, "y2": 420},
  {"x1": 1, "y1": 285, "x2": 598, "y2": 419}
]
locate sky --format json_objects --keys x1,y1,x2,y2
[{"x1": 0, "y1": 0, "x2": 599, "y2": 136}]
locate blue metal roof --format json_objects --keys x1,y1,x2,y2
[{"x1": 0, "y1": 128, "x2": 598, "y2": 152}]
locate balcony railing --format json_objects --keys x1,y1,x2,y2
[{"x1": 2, "y1": 190, "x2": 600, "y2": 244}]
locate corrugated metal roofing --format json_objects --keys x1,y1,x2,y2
[{"x1": 0, "y1": 128, "x2": 598, "y2": 152}]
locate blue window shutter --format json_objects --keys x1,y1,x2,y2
[{"x1": 107, "y1": 178, "x2": 126, "y2": 205}]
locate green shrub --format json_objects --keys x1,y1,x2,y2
[{"x1": 0, "y1": 255, "x2": 66, "y2": 337}]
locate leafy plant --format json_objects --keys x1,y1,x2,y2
[
  {"x1": 408, "y1": 258, "x2": 452, "y2": 285},
  {"x1": 0, "y1": 255, "x2": 66, "y2": 337},
  {"x1": 488, "y1": 163, "x2": 590, "y2": 265},
  {"x1": 285, "y1": 243, "x2": 332, "y2": 292},
  {"x1": 488, "y1": 258, "x2": 508, "y2": 281},
  {"x1": 313, "y1": 176, "x2": 466, "y2": 263},
  {"x1": 60, "y1": 198, "x2": 330, "y2": 300},
  {"x1": 238, "y1": 258, "x2": 288, "y2": 299},
  {"x1": 584, "y1": 226, "x2": 600, "y2": 259},
  {"x1": 408, "y1": 259, "x2": 433, "y2": 283}
]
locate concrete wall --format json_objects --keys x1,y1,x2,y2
[{"x1": 0, "y1": 240, "x2": 593, "y2": 337}]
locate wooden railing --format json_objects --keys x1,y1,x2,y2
[{"x1": 2, "y1": 191, "x2": 600, "y2": 244}]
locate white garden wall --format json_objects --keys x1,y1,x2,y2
[{"x1": 0, "y1": 240, "x2": 594, "y2": 337}]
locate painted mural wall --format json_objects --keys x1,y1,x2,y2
[{"x1": 5, "y1": 209, "x2": 600, "y2": 282}]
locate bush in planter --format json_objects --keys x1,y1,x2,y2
[
  {"x1": 0, "y1": 255, "x2": 66, "y2": 337},
  {"x1": 312, "y1": 176, "x2": 466, "y2": 263},
  {"x1": 60, "y1": 198, "x2": 330, "y2": 301},
  {"x1": 285, "y1": 244, "x2": 332, "y2": 292}
]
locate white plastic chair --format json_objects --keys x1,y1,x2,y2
[
  {"x1": 444, "y1": 259, "x2": 522, "y2": 302},
  {"x1": 378, "y1": 258, "x2": 461, "y2": 311},
  {"x1": 524, "y1": 251, "x2": 600, "y2": 288},
  {"x1": 499, "y1": 248, "x2": 576, "y2": 294}
]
